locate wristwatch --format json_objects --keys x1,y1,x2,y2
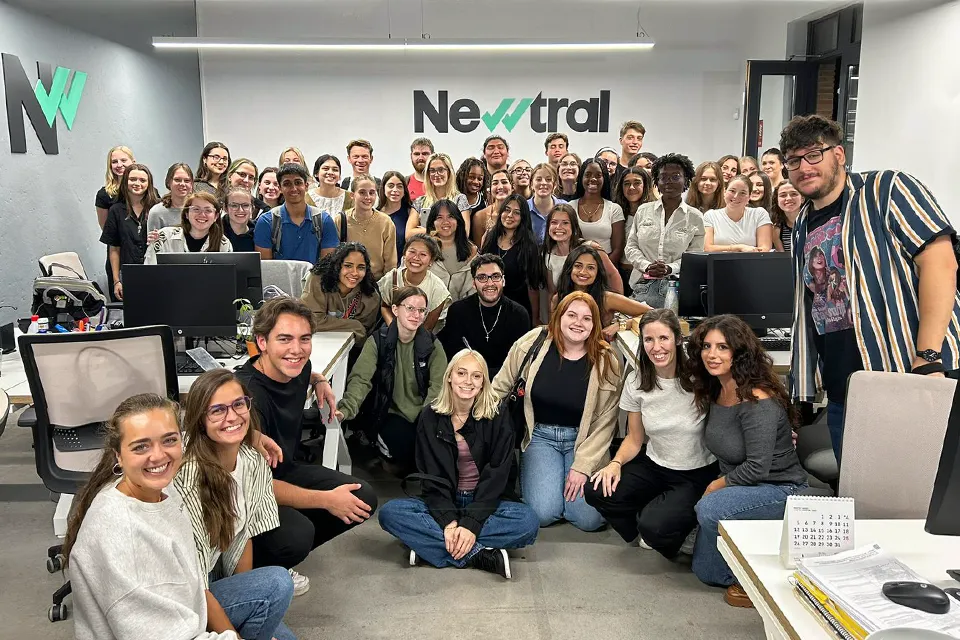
[{"x1": 916, "y1": 349, "x2": 942, "y2": 363}]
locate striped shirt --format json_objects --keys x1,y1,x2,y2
[
  {"x1": 174, "y1": 444, "x2": 280, "y2": 587},
  {"x1": 790, "y1": 170, "x2": 960, "y2": 401}
]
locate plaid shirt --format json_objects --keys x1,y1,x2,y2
[{"x1": 790, "y1": 170, "x2": 960, "y2": 401}]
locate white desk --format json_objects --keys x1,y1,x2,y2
[
  {"x1": 614, "y1": 329, "x2": 792, "y2": 375},
  {"x1": 718, "y1": 519, "x2": 960, "y2": 640}
]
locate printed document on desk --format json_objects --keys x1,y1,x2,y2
[{"x1": 796, "y1": 544, "x2": 960, "y2": 637}]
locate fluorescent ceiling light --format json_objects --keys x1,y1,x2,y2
[{"x1": 152, "y1": 37, "x2": 655, "y2": 52}]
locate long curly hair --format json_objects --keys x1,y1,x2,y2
[
  {"x1": 556, "y1": 244, "x2": 609, "y2": 323},
  {"x1": 455, "y1": 157, "x2": 488, "y2": 199},
  {"x1": 314, "y1": 241, "x2": 378, "y2": 296},
  {"x1": 687, "y1": 314, "x2": 796, "y2": 424}
]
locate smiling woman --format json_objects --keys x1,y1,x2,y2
[{"x1": 144, "y1": 191, "x2": 233, "y2": 264}]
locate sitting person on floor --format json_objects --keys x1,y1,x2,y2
[
  {"x1": 688, "y1": 314, "x2": 807, "y2": 608},
  {"x1": 63, "y1": 393, "x2": 293, "y2": 640},
  {"x1": 378, "y1": 349, "x2": 540, "y2": 579},
  {"x1": 584, "y1": 309, "x2": 718, "y2": 559},
  {"x1": 336, "y1": 286, "x2": 448, "y2": 476},
  {"x1": 236, "y1": 297, "x2": 378, "y2": 595}
]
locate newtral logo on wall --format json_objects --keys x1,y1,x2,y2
[
  {"x1": 2, "y1": 52, "x2": 87, "y2": 155},
  {"x1": 414, "y1": 90, "x2": 610, "y2": 134}
]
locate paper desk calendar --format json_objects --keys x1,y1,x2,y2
[{"x1": 779, "y1": 495, "x2": 855, "y2": 568}]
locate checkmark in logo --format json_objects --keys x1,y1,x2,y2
[
  {"x1": 34, "y1": 67, "x2": 69, "y2": 127},
  {"x1": 500, "y1": 97, "x2": 534, "y2": 132},
  {"x1": 481, "y1": 98, "x2": 514, "y2": 131}
]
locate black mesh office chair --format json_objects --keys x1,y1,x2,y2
[{"x1": 19, "y1": 326, "x2": 178, "y2": 622}]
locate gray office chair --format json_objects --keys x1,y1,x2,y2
[
  {"x1": 795, "y1": 408, "x2": 839, "y2": 494},
  {"x1": 19, "y1": 326, "x2": 178, "y2": 622},
  {"x1": 839, "y1": 371, "x2": 957, "y2": 519},
  {"x1": 261, "y1": 259, "x2": 313, "y2": 299}
]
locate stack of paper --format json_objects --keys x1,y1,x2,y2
[{"x1": 792, "y1": 544, "x2": 960, "y2": 639}]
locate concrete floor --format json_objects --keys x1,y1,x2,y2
[{"x1": 0, "y1": 415, "x2": 765, "y2": 640}]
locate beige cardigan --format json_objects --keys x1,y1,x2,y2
[{"x1": 491, "y1": 328, "x2": 621, "y2": 476}]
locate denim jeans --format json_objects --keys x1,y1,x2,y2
[
  {"x1": 692, "y1": 482, "x2": 807, "y2": 587},
  {"x1": 827, "y1": 401, "x2": 845, "y2": 465},
  {"x1": 521, "y1": 424, "x2": 606, "y2": 531},
  {"x1": 631, "y1": 278, "x2": 669, "y2": 309},
  {"x1": 209, "y1": 566, "x2": 296, "y2": 640},
  {"x1": 378, "y1": 493, "x2": 540, "y2": 568}
]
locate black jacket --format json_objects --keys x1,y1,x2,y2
[{"x1": 414, "y1": 403, "x2": 515, "y2": 535}]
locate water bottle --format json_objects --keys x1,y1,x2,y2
[
  {"x1": 663, "y1": 277, "x2": 680, "y2": 314},
  {"x1": 27, "y1": 315, "x2": 40, "y2": 334}
]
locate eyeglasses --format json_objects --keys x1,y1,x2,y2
[
  {"x1": 235, "y1": 171, "x2": 256, "y2": 181},
  {"x1": 400, "y1": 304, "x2": 428, "y2": 315},
  {"x1": 207, "y1": 154, "x2": 229, "y2": 164},
  {"x1": 511, "y1": 167, "x2": 532, "y2": 175},
  {"x1": 188, "y1": 206, "x2": 216, "y2": 215},
  {"x1": 427, "y1": 167, "x2": 448, "y2": 176},
  {"x1": 784, "y1": 145, "x2": 838, "y2": 171},
  {"x1": 658, "y1": 173, "x2": 684, "y2": 184},
  {"x1": 559, "y1": 161, "x2": 579, "y2": 168},
  {"x1": 227, "y1": 202, "x2": 252, "y2": 211},
  {"x1": 475, "y1": 273, "x2": 504, "y2": 283},
  {"x1": 207, "y1": 396, "x2": 252, "y2": 422}
]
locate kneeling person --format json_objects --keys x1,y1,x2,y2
[{"x1": 378, "y1": 349, "x2": 539, "y2": 578}]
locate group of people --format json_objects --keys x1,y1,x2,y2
[{"x1": 71, "y1": 113, "x2": 959, "y2": 637}]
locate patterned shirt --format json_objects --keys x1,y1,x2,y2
[{"x1": 790, "y1": 170, "x2": 960, "y2": 401}]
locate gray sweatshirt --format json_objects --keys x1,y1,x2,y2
[
  {"x1": 704, "y1": 398, "x2": 807, "y2": 487},
  {"x1": 69, "y1": 483, "x2": 239, "y2": 640}
]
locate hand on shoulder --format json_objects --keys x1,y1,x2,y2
[{"x1": 751, "y1": 388, "x2": 772, "y2": 400}]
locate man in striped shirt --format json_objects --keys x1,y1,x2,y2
[{"x1": 780, "y1": 115, "x2": 960, "y2": 462}]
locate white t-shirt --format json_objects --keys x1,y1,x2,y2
[
  {"x1": 619, "y1": 370, "x2": 716, "y2": 470},
  {"x1": 206, "y1": 461, "x2": 248, "y2": 572},
  {"x1": 546, "y1": 252, "x2": 567, "y2": 288},
  {"x1": 702, "y1": 207, "x2": 772, "y2": 247},
  {"x1": 569, "y1": 199, "x2": 625, "y2": 253}
]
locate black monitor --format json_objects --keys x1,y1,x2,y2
[
  {"x1": 707, "y1": 253, "x2": 793, "y2": 330},
  {"x1": 157, "y1": 252, "x2": 263, "y2": 306},
  {"x1": 122, "y1": 264, "x2": 237, "y2": 338},
  {"x1": 679, "y1": 252, "x2": 710, "y2": 319},
  {"x1": 925, "y1": 383, "x2": 960, "y2": 538}
]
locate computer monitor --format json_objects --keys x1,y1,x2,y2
[
  {"x1": 925, "y1": 383, "x2": 960, "y2": 537},
  {"x1": 157, "y1": 252, "x2": 263, "y2": 306},
  {"x1": 122, "y1": 264, "x2": 237, "y2": 338},
  {"x1": 679, "y1": 252, "x2": 710, "y2": 319},
  {"x1": 707, "y1": 253, "x2": 793, "y2": 330}
]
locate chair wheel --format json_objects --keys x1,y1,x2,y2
[
  {"x1": 48, "y1": 603, "x2": 67, "y2": 622},
  {"x1": 46, "y1": 555, "x2": 64, "y2": 573}
]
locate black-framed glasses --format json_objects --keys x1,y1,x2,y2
[
  {"x1": 207, "y1": 396, "x2": 252, "y2": 422},
  {"x1": 658, "y1": 173, "x2": 684, "y2": 184},
  {"x1": 784, "y1": 145, "x2": 838, "y2": 171},
  {"x1": 475, "y1": 273, "x2": 504, "y2": 283},
  {"x1": 227, "y1": 202, "x2": 252, "y2": 211}
]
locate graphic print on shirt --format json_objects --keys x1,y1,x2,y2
[{"x1": 803, "y1": 216, "x2": 852, "y2": 335}]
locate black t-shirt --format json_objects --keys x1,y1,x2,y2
[
  {"x1": 437, "y1": 293, "x2": 531, "y2": 377},
  {"x1": 222, "y1": 215, "x2": 256, "y2": 252},
  {"x1": 100, "y1": 202, "x2": 148, "y2": 269},
  {"x1": 496, "y1": 244, "x2": 532, "y2": 317},
  {"x1": 803, "y1": 195, "x2": 863, "y2": 402},
  {"x1": 95, "y1": 186, "x2": 119, "y2": 210},
  {"x1": 183, "y1": 232, "x2": 207, "y2": 253},
  {"x1": 236, "y1": 356, "x2": 311, "y2": 479},
  {"x1": 530, "y1": 343, "x2": 590, "y2": 427}
]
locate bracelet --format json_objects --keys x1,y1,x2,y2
[
  {"x1": 610, "y1": 460, "x2": 622, "y2": 467},
  {"x1": 912, "y1": 362, "x2": 945, "y2": 375},
  {"x1": 313, "y1": 376, "x2": 328, "y2": 387}
]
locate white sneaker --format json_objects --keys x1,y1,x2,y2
[
  {"x1": 288, "y1": 568, "x2": 310, "y2": 597},
  {"x1": 680, "y1": 527, "x2": 698, "y2": 556},
  {"x1": 637, "y1": 538, "x2": 653, "y2": 550},
  {"x1": 409, "y1": 549, "x2": 417, "y2": 566}
]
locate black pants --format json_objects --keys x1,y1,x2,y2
[
  {"x1": 377, "y1": 413, "x2": 418, "y2": 474},
  {"x1": 252, "y1": 462, "x2": 378, "y2": 569},
  {"x1": 583, "y1": 451, "x2": 718, "y2": 558}
]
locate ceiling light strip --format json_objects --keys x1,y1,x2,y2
[{"x1": 152, "y1": 38, "x2": 654, "y2": 52}]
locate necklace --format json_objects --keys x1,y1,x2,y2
[
  {"x1": 350, "y1": 210, "x2": 374, "y2": 234},
  {"x1": 479, "y1": 298, "x2": 502, "y2": 342},
  {"x1": 579, "y1": 200, "x2": 603, "y2": 222}
]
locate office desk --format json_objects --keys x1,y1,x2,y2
[
  {"x1": 718, "y1": 519, "x2": 960, "y2": 640},
  {"x1": 614, "y1": 329, "x2": 791, "y2": 375}
]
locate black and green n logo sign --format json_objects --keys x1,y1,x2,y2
[{"x1": 2, "y1": 52, "x2": 87, "y2": 155}]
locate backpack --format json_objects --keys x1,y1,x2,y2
[{"x1": 269, "y1": 206, "x2": 348, "y2": 255}]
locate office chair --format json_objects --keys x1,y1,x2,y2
[
  {"x1": 839, "y1": 371, "x2": 957, "y2": 518},
  {"x1": 19, "y1": 326, "x2": 178, "y2": 622},
  {"x1": 260, "y1": 259, "x2": 314, "y2": 299}
]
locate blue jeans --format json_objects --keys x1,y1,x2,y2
[
  {"x1": 521, "y1": 425, "x2": 606, "y2": 531},
  {"x1": 378, "y1": 493, "x2": 539, "y2": 568},
  {"x1": 827, "y1": 401, "x2": 845, "y2": 464},
  {"x1": 692, "y1": 482, "x2": 807, "y2": 587},
  {"x1": 209, "y1": 566, "x2": 296, "y2": 640}
]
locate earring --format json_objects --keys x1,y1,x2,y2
[{"x1": 112, "y1": 463, "x2": 122, "y2": 477}]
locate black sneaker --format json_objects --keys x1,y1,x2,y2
[{"x1": 469, "y1": 548, "x2": 511, "y2": 579}]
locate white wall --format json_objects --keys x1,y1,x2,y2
[
  {"x1": 0, "y1": 1, "x2": 203, "y2": 318},
  {"x1": 854, "y1": 0, "x2": 959, "y2": 224},
  {"x1": 197, "y1": 0, "x2": 834, "y2": 176}
]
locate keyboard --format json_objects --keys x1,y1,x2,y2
[
  {"x1": 759, "y1": 336, "x2": 792, "y2": 352},
  {"x1": 175, "y1": 354, "x2": 204, "y2": 375}
]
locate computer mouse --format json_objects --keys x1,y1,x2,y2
[{"x1": 882, "y1": 581, "x2": 951, "y2": 614}]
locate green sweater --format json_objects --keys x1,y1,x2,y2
[{"x1": 338, "y1": 334, "x2": 448, "y2": 423}]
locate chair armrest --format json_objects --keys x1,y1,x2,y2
[{"x1": 18, "y1": 406, "x2": 37, "y2": 428}]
